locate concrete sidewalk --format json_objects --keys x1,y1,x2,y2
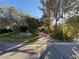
[{"x1": 0, "y1": 33, "x2": 49, "y2": 59}]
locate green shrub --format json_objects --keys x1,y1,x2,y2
[
  {"x1": 52, "y1": 30, "x2": 74, "y2": 42},
  {"x1": 65, "y1": 34, "x2": 74, "y2": 42},
  {"x1": 52, "y1": 30, "x2": 64, "y2": 41}
]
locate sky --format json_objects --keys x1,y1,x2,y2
[{"x1": 0, "y1": 0, "x2": 43, "y2": 18}]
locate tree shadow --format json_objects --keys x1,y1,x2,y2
[
  {"x1": 39, "y1": 43, "x2": 79, "y2": 59},
  {"x1": 0, "y1": 40, "x2": 36, "y2": 56},
  {"x1": 0, "y1": 33, "x2": 45, "y2": 56}
]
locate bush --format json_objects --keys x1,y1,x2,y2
[
  {"x1": 65, "y1": 34, "x2": 74, "y2": 42},
  {"x1": 19, "y1": 26, "x2": 27, "y2": 32},
  {"x1": 0, "y1": 28, "x2": 13, "y2": 34},
  {"x1": 52, "y1": 30, "x2": 64, "y2": 41},
  {"x1": 52, "y1": 30, "x2": 74, "y2": 42}
]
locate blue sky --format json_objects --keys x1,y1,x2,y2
[{"x1": 0, "y1": 0, "x2": 43, "y2": 18}]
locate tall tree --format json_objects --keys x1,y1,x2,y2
[
  {"x1": 40, "y1": 0, "x2": 51, "y2": 33},
  {"x1": 40, "y1": 0, "x2": 79, "y2": 33},
  {"x1": 7, "y1": 6, "x2": 16, "y2": 22}
]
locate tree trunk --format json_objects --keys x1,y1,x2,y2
[
  {"x1": 47, "y1": 10, "x2": 51, "y2": 34},
  {"x1": 54, "y1": 12, "x2": 58, "y2": 33},
  {"x1": 54, "y1": 19, "x2": 58, "y2": 33}
]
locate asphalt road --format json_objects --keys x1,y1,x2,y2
[{"x1": 39, "y1": 43, "x2": 79, "y2": 59}]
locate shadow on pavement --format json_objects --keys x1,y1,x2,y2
[
  {"x1": 0, "y1": 40, "x2": 36, "y2": 56},
  {"x1": 39, "y1": 43, "x2": 79, "y2": 59}
]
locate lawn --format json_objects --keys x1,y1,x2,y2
[{"x1": 0, "y1": 32, "x2": 38, "y2": 43}]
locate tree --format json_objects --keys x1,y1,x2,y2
[
  {"x1": 0, "y1": 8, "x2": 3, "y2": 14},
  {"x1": 0, "y1": 6, "x2": 19, "y2": 29},
  {"x1": 66, "y1": 15, "x2": 79, "y2": 34},
  {"x1": 25, "y1": 16, "x2": 41, "y2": 33},
  {"x1": 7, "y1": 6, "x2": 16, "y2": 23},
  {"x1": 0, "y1": 8, "x2": 3, "y2": 18},
  {"x1": 3, "y1": 6, "x2": 16, "y2": 27},
  {"x1": 0, "y1": 8, "x2": 4, "y2": 29},
  {"x1": 40, "y1": 0, "x2": 51, "y2": 33},
  {"x1": 40, "y1": 0, "x2": 79, "y2": 33},
  {"x1": 76, "y1": 5, "x2": 79, "y2": 13}
]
